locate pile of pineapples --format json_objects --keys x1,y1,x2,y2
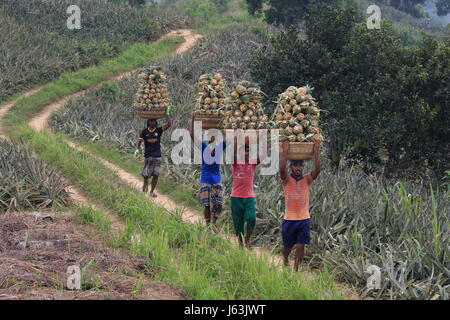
[
  {"x1": 193, "y1": 73, "x2": 227, "y2": 116},
  {"x1": 133, "y1": 66, "x2": 169, "y2": 111},
  {"x1": 274, "y1": 86, "x2": 321, "y2": 142},
  {"x1": 222, "y1": 80, "x2": 269, "y2": 130}
]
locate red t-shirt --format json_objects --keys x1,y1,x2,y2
[{"x1": 231, "y1": 163, "x2": 257, "y2": 198}]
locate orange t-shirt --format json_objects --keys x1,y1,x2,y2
[{"x1": 282, "y1": 173, "x2": 313, "y2": 220}]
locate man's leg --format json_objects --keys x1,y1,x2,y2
[
  {"x1": 149, "y1": 158, "x2": 161, "y2": 197},
  {"x1": 231, "y1": 197, "x2": 245, "y2": 247},
  {"x1": 282, "y1": 247, "x2": 293, "y2": 267},
  {"x1": 293, "y1": 219, "x2": 310, "y2": 271},
  {"x1": 200, "y1": 184, "x2": 212, "y2": 225},
  {"x1": 244, "y1": 198, "x2": 256, "y2": 250},
  {"x1": 210, "y1": 184, "x2": 223, "y2": 229},
  {"x1": 281, "y1": 220, "x2": 296, "y2": 267},
  {"x1": 142, "y1": 158, "x2": 149, "y2": 192},
  {"x1": 294, "y1": 244, "x2": 305, "y2": 272},
  {"x1": 204, "y1": 206, "x2": 211, "y2": 225},
  {"x1": 142, "y1": 177, "x2": 149, "y2": 193},
  {"x1": 150, "y1": 175, "x2": 159, "y2": 196}
]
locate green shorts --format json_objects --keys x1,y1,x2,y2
[{"x1": 230, "y1": 197, "x2": 256, "y2": 237}]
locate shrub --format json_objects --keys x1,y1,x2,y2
[{"x1": 0, "y1": 140, "x2": 70, "y2": 212}]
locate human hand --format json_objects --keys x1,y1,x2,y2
[
  {"x1": 281, "y1": 140, "x2": 290, "y2": 153},
  {"x1": 313, "y1": 141, "x2": 320, "y2": 154}
]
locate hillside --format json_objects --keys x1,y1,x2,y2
[
  {"x1": 0, "y1": 0, "x2": 187, "y2": 103},
  {"x1": 1, "y1": 0, "x2": 449, "y2": 302}
]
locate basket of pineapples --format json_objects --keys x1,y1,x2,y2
[
  {"x1": 192, "y1": 73, "x2": 227, "y2": 129},
  {"x1": 273, "y1": 85, "x2": 322, "y2": 160},
  {"x1": 222, "y1": 80, "x2": 269, "y2": 130},
  {"x1": 134, "y1": 66, "x2": 169, "y2": 119}
]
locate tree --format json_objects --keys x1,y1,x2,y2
[
  {"x1": 244, "y1": 0, "x2": 314, "y2": 27},
  {"x1": 436, "y1": 0, "x2": 450, "y2": 16},
  {"x1": 250, "y1": 2, "x2": 450, "y2": 178}
]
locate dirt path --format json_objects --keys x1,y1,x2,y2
[
  {"x1": 28, "y1": 29, "x2": 204, "y2": 224},
  {"x1": 5, "y1": 29, "x2": 360, "y2": 299},
  {"x1": 0, "y1": 88, "x2": 42, "y2": 139},
  {"x1": 29, "y1": 30, "x2": 203, "y2": 133},
  {"x1": 0, "y1": 29, "x2": 202, "y2": 301}
]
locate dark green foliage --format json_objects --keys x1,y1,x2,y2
[
  {"x1": 436, "y1": 0, "x2": 450, "y2": 16},
  {"x1": 245, "y1": 0, "x2": 313, "y2": 26},
  {"x1": 212, "y1": 0, "x2": 230, "y2": 13},
  {"x1": 250, "y1": 3, "x2": 450, "y2": 178}
]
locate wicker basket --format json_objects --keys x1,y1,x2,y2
[
  {"x1": 135, "y1": 107, "x2": 166, "y2": 119},
  {"x1": 287, "y1": 142, "x2": 314, "y2": 160},
  {"x1": 193, "y1": 113, "x2": 223, "y2": 129}
]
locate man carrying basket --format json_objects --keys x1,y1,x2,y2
[
  {"x1": 279, "y1": 140, "x2": 321, "y2": 271},
  {"x1": 135, "y1": 108, "x2": 172, "y2": 198}
]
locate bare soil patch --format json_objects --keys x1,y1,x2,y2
[{"x1": 0, "y1": 211, "x2": 185, "y2": 300}]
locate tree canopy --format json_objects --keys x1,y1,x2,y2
[{"x1": 250, "y1": 2, "x2": 450, "y2": 178}]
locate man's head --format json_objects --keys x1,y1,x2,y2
[
  {"x1": 289, "y1": 160, "x2": 304, "y2": 176},
  {"x1": 147, "y1": 119, "x2": 157, "y2": 129},
  {"x1": 237, "y1": 143, "x2": 250, "y2": 162}
]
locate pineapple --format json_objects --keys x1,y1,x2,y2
[
  {"x1": 194, "y1": 73, "x2": 228, "y2": 116},
  {"x1": 133, "y1": 66, "x2": 170, "y2": 112},
  {"x1": 222, "y1": 80, "x2": 270, "y2": 130},
  {"x1": 274, "y1": 85, "x2": 322, "y2": 143}
]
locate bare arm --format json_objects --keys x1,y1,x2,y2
[
  {"x1": 279, "y1": 140, "x2": 289, "y2": 184},
  {"x1": 162, "y1": 115, "x2": 172, "y2": 132},
  {"x1": 310, "y1": 141, "x2": 321, "y2": 180},
  {"x1": 136, "y1": 138, "x2": 143, "y2": 149},
  {"x1": 188, "y1": 113, "x2": 201, "y2": 147}
]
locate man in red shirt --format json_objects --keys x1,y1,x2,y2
[
  {"x1": 230, "y1": 130, "x2": 265, "y2": 249},
  {"x1": 279, "y1": 140, "x2": 321, "y2": 271}
]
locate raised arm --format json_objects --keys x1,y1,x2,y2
[
  {"x1": 162, "y1": 115, "x2": 172, "y2": 132},
  {"x1": 188, "y1": 113, "x2": 201, "y2": 147},
  {"x1": 279, "y1": 140, "x2": 289, "y2": 184},
  {"x1": 310, "y1": 141, "x2": 321, "y2": 180}
]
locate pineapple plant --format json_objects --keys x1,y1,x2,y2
[
  {"x1": 273, "y1": 85, "x2": 322, "y2": 143},
  {"x1": 222, "y1": 80, "x2": 269, "y2": 130},
  {"x1": 133, "y1": 66, "x2": 170, "y2": 118}
]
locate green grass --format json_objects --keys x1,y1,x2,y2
[
  {"x1": 12, "y1": 125, "x2": 342, "y2": 299},
  {"x1": 69, "y1": 137, "x2": 203, "y2": 212},
  {"x1": 2, "y1": 37, "x2": 183, "y2": 137},
  {"x1": 1, "y1": 13, "x2": 345, "y2": 298}
]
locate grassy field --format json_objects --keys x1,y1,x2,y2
[
  {"x1": 2, "y1": 0, "x2": 448, "y2": 300},
  {"x1": 0, "y1": 0, "x2": 187, "y2": 103},
  {"x1": 48, "y1": 20, "x2": 449, "y2": 299},
  {"x1": 3, "y1": 37, "x2": 183, "y2": 138},
  {"x1": 1, "y1": 124, "x2": 343, "y2": 299},
  {"x1": 1, "y1": 17, "x2": 344, "y2": 298}
]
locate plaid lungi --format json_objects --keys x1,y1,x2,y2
[{"x1": 200, "y1": 183, "x2": 224, "y2": 217}]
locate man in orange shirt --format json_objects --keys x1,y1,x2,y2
[{"x1": 279, "y1": 140, "x2": 321, "y2": 271}]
